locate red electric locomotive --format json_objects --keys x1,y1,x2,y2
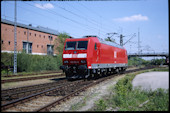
[{"x1": 60, "y1": 36, "x2": 128, "y2": 80}]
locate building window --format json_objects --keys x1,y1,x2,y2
[
  {"x1": 37, "y1": 45, "x2": 39, "y2": 48},
  {"x1": 5, "y1": 28, "x2": 7, "y2": 31},
  {"x1": 47, "y1": 45, "x2": 54, "y2": 55},
  {"x1": 35, "y1": 34, "x2": 36, "y2": 37},
  {"x1": 24, "y1": 31, "x2": 26, "y2": 35},
  {"x1": 1, "y1": 40, "x2": 3, "y2": 44},
  {"x1": 44, "y1": 35, "x2": 45, "y2": 38},
  {"x1": 49, "y1": 35, "x2": 53, "y2": 41},
  {"x1": 8, "y1": 41, "x2": 11, "y2": 45},
  {"x1": 30, "y1": 33, "x2": 31, "y2": 36},
  {"x1": 39, "y1": 34, "x2": 41, "y2": 37},
  {"x1": 41, "y1": 45, "x2": 43, "y2": 48},
  {"x1": 23, "y1": 42, "x2": 32, "y2": 53}
]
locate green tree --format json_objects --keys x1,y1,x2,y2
[{"x1": 55, "y1": 32, "x2": 70, "y2": 68}]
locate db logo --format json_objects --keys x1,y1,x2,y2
[{"x1": 72, "y1": 54, "x2": 77, "y2": 58}]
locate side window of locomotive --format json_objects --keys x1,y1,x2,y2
[
  {"x1": 65, "y1": 41, "x2": 76, "y2": 50},
  {"x1": 77, "y1": 41, "x2": 88, "y2": 50},
  {"x1": 94, "y1": 43, "x2": 97, "y2": 50}
]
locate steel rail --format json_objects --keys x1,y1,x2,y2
[
  {"x1": 1, "y1": 80, "x2": 82, "y2": 111},
  {"x1": 2, "y1": 71, "x2": 62, "y2": 78},
  {"x1": 1, "y1": 74, "x2": 64, "y2": 84},
  {"x1": 1, "y1": 79, "x2": 67, "y2": 102}
]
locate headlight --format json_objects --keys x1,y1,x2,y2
[
  {"x1": 81, "y1": 60, "x2": 86, "y2": 63},
  {"x1": 64, "y1": 60, "x2": 69, "y2": 63}
]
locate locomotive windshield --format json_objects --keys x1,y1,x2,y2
[
  {"x1": 65, "y1": 41, "x2": 76, "y2": 50},
  {"x1": 65, "y1": 41, "x2": 88, "y2": 50},
  {"x1": 77, "y1": 41, "x2": 88, "y2": 50}
]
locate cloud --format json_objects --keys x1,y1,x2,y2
[
  {"x1": 113, "y1": 14, "x2": 149, "y2": 22},
  {"x1": 35, "y1": 3, "x2": 54, "y2": 9}
]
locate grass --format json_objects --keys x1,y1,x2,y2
[
  {"x1": 152, "y1": 67, "x2": 169, "y2": 72},
  {"x1": 89, "y1": 67, "x2": 169, "y2": 111}
]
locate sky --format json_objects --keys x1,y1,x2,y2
[{"x1": 1, "y1": 0, "x2": 169, "y2": 57}]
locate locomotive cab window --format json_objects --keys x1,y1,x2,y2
[
  {"x1": 65, "y1": 41, "x2": 88, "y2": 50},
  {"x1": 94, "y1": 43, "x2": 97, "y2": 50},
  {"x1": 65, "y1": 41, "x2": 76, "y2": 50},
  {"x1": 77, "y1": 41, "x2": 88, "y2": 50}
]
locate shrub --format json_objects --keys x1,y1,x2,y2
[
  {"x1": 1, "y1": 52, "x2": 60, "y2": 73},
  {"x1": 114, "y1": 76, "x2": 133, "y2": 97},
  {"x1": 17, "y1": 52, "x2": 31, "y2": 72}
]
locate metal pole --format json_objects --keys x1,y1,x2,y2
[
  {"x1": 138, "y1": 28, "x2": 140, "y2": 67},
  {"x1": 138, "y1": 28, "x2": 140, "y2": 55},
  {"x1": 27, "y1": 28, "x2": 29, "y2": 53},
  {"x1": 49, "y1": 35, "x2": 52, "y2": 55},
  {"x1": 120, "y1": 34, "x2": 123, "y2": 46},
  {"x1": 14, "y1": 0, "x2": 17, "y2": 74}
]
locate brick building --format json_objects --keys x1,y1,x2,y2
[{"x1": 1, "y1": 18, "x2": 60, "y2": 56}]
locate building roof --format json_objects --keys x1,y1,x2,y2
[{"x1": 1, "y1": 18, "x2": 59, "y2": 36}]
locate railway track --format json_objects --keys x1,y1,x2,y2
[
  {"x1": 1, "y1": 66, "x2": 157, "y2": 112},
  {"x1": 2, "y1": 71, "x2": 62, "y2": 78},
  {"x1": 1, "y1": 74, "x2": 64, "y2": 84},
  {"x1": 1, "y1": 78, "x2": 66, "y2": 104},
  {"x1": 1, "y1": 66, "x2": 137, "y2": 84},
  {"x1": 1, "y1": 80, "x2": 91, "y2": 112}
]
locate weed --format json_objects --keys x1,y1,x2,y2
[{"x1": 92, "y1": 68, "x2": 169, "y2": 111}]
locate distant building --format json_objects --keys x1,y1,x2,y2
[{"x1": 1, "y1": 18, "x2": 60, "y2": 56}]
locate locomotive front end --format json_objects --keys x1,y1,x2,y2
[{"x1": 60, "y1": 39, "x2": 89, "y2": 80}]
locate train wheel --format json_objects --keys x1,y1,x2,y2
[
  {"x1": 94, "y1": 73, "x2": 99, "y2": 79},
  {"x1": 119, "y1": 67, "x2": 126, "y2": 74},
  {"x1": 116, "y1": 68, "x2": 119, "y2": 73},
  {"x1": 65, "y1": 72, "x2": 73, "y2": 81},
  {"x1": 103, "y1": 71, "x2": 107, "y2": 77}
]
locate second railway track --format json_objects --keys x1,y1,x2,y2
[{"x1": 1, "y1": 73, "x2": 64, "y2": 84}]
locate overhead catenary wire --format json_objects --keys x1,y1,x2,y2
[
  {"x1": 29, "y1": 1, "x2": 107, "y2": 37},
  {"x1": 3, "y1": 1, "x2": 105, "y2": 38},
  {"x1": 51, "y1": 2, "x2": 104, "y2": 31},
  {"x1": 78, "y1": 2, "x2": 120, "y2": 32},
  {"x1": 3, "y1": 1, "x2": 116, "y2": 39},
  {"x1": 22, "y1": 2, "x2": 107, "y2": 37},
  {"x1": 2, "y1": 2, "x2": 80, "y2": 38},
  {"x1": 50, "y1": 2, "x2": 109, "y2": 36},
  {"x1": 49, "y1": 2, "x2": 111, "y2": 38}
]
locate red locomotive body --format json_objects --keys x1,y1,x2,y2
[{"x1": 60, "y1": 36, "x2": 128, "y2": 80}]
